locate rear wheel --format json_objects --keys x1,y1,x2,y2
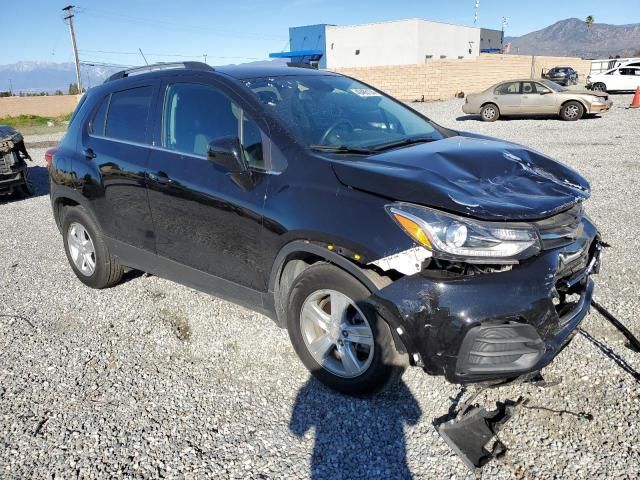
[
  {"x1": 287, "y1": 263, "x2": 405, "y2": 396},
  {"x1": 62, "y1": 206, "x2": 124, "y2": 288},
  {"x1": 560, "y1": 101, "x2": 584, "y2": 121},
  {"x1": 592, "y1": 82, "x2": 606, "y2": 92},
  {"x1": 480, "y1": 103, "x2": 500, "y2": 122}
]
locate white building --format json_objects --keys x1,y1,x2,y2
[{"x1": 271, "y1": 19, "x2": 503, "y2": 69}]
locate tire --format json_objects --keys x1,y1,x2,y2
[
  {"x1": 560, "y1": 101, "x2": 584, "y2": 121},
  {"x1": 480, "y1": 103, "x2": 500, "y2": 122},
  {"x1": 286, "y1": 263, "x2": 405, "y2": 396},
  {"x1": 16, "y1": 170, "x2": 33, "y2": 198},
  {"x1": 62, "y1": 206, "x2": 124, "y2": 289},
  {"x1": 592, "y1": 82, "x2": 606, "y2": 92}
]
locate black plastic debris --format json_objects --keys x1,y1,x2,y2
[{"x1": 435, "y1": 396, "x2": 524, "y2": 471}]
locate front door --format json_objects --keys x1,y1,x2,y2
[
  {"x1": 520, "y1": 81, "x2": 557, "y2": 114},
  {"x1": 146, "y1": 80, "x2": 270, "y2": 290},
  {"x1": 79, "y1": 82, "x2": 158, "y2": 252}
]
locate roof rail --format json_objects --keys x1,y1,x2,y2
[{"x1": 105, "y1": 62, "x2": 214, "y2": 83}]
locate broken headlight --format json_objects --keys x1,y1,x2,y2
[{"x1": 386, "y1": 203, "x2": 540, "y2": 264}]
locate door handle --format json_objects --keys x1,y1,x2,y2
[
  {"x1": 148, "y1": 171, "x2": 172, "y2": 185},
  {"x1": 83, "y1": 148, "x2": 96, "y2": 159}
]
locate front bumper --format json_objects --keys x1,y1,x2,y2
[
  {"x1": 589, "y1": 100, "x2": 613, "y2": 113},
  {"x1": 368, "y1": 218, "x2": 601, "y2": 384},
  {"x1": 0, "y1": 163, "x2": 27, "y2": 192}
]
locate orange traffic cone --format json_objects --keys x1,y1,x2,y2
[{"x1": 630, "y1": 87, "x2": 640, "y2": 108}]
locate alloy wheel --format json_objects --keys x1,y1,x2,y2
[
  {"x1": 299, "y1": 289, "x2": 375, "y2": 378},
  {"x1": 67, "y1": 222, "x2": 96, "y2": 276},
  {"x1": 565, "y1": 104, "x2": 580, "y2": 119}
]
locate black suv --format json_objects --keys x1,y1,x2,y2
[{"x1": 49, "y1": 62, "x2": 602, "y2": 395}]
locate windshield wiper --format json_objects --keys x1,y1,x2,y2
[
  {"x1": 309, "y1": 145, "x2": 373, "y2": 155},
  {"x1": 369, "y1": 136, "x2": 438, "y2": 152}
]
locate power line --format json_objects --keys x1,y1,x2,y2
[
  {"x1": 76, "y1": 5, "x2": 286, "y2": 41},
  {"x1": 77, "y1": 48, "x2": 263, "y2": 60}
]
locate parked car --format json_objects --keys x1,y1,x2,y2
[
  {"x1": 587, "y1": 65, "x2": 640, "y2": 92},
  {"x1": 0, "y1": 125, "x2": 32, "y2": 198},
  {"x1": 543, "y1": 66, "x2": 578, "y2": 86},
  {"x1": 462, "y1": 79, "x2": 612, "y2": 121},
  {"x1": 49, "y1": 63, "x2": 602, "y2": 396}
]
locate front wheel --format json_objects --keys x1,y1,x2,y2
[
  {"x1": 480, "y1": 103, "x2": 500, "y2": 122},
  {"x1": 287, "y1": 263, "x2": 405, "y2": 396},
  {"x1": 591, "y1": 82, "x2": 606, "y2": 92},
  {"x1": 560, "y1": 101, "x2": 584, "y2": 121},
  {"x1": 16, "y1": 170, "x2": 33, "y2": 198}
]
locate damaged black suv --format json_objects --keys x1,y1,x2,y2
[{"x1": 49, "y1": 63, "x2": 602, "y2": 395}]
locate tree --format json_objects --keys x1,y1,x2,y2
[
  {"x1": 68, "y1": 83, "x2": 80, "y2": 95},
  {"x1": 585, "y1": 16, "x2": 594, "y2": 29},
  {"x1": 54, "y1": 90, "x2": 64, "y2": 95}
]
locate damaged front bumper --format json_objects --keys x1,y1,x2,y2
[{"x1": 368, "y1": 218, "x2": 601, "y2": 384}]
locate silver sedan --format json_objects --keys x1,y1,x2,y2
[{"x1": 462, "y1": 79, "x2": 612, "y2": 121}]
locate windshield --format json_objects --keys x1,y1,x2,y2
[
  {"x1": 244, "y1": 75, "x2": 445, "y2": 150},
  {"x1": 541, "y1": 79, "x2": 567, "y2": 92}
]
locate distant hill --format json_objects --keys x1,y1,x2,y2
[
  {"x1": 0, "y1": 58, "x2": 287, "y2": 94},
  {"x1": 505, "y1": 18, "x2": 640, "y2": 58}
]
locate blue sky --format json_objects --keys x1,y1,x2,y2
[{"x1": 4, "y1": 0, "x2": 639, "y2": 66}]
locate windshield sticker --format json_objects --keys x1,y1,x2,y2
[{"x1": 350, "y1": 88, "x2": 381, "y2": 97}]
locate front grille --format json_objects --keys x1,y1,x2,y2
[
  {"x1": 534, "y1": 203, "x2": 583, "y2": 250},
  {"x1": 0, "y1": 152, "x2": 15, "y2": 175}
]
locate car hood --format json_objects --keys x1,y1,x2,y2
[
  {"x1": 567, "y1": 89, "x2": 608, "y2": 98},
  {"x1": 330, "y1": 134, "x2": 590, "y2": 221}
]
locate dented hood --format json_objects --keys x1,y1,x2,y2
[{"x1": 331, "y1": 134, "x2": 590, "y2": 221}]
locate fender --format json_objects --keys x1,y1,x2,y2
[
  {"x1": 268, "y1": 240, "x2": 380, "y2": 294},
  {"x1": 50, "y1": 186, "x2": 103, "y2": 233}
]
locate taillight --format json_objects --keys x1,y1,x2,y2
[{"x1": 45, "y1": 147, "x2": 59, "y2": 169}]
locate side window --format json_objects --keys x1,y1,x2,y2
[
  {"x1": 494, "y1": 82, "x2": 520, "y2": 95},
  {"x1": 533, "y1": 83, "x2": 551, "y2": 94},
  {"x1": 163, "y1": 83, "x2": 238, "y2": 157},
  {"x1": 163, "y1": 83, "x2": 266, "y2": 169},
  {"x1": 521, "y1": 82, "x2": 535, "y2": 94},
  {"x1": 89, "y1": 94, "x2": 109, "y2": 136},
  {"x1": 105, "y1": 86, "x2": 153, "y2": 143},
  {"x1": 239, "y1": 111, "x2": 265, "y2": 169}
]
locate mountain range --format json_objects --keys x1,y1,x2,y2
[{"x1": 505, "y1": 18, "x2": 640, "y2": 58}]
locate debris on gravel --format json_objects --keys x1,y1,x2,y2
[{"x1": 1, "y1": 97, "x2": 639, "y2": 479}]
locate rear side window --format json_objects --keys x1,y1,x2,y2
[
  {"x1": 89, "y1": 95, "x2": 109, "y2": 136},
  {"x1": 494, "y1": 82, "x2": 520, "y2": 95},
  {"x1": 105, "y1": 86, "x2": 153, "y2": 143}
]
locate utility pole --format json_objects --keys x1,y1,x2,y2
[
  {"x1": 474, "y1": 0, "x2": 480, "y2": 26},
  {"x1": 62, "y1": 5, "x2": 82, "y2": 93},
  {"x1": 501, "y1": 17, "x2": 508, "y2": 52},
  {"x1": 203, "y1": 54, "x2": 208, "y2": 65}
]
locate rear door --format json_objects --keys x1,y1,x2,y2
[
  {"x1": 492, "y1": 81, "x2": 521, "y2": 114},
  {"x1": 80, "y1": 82, "x2": 158, "y2": 252},
  {"x1": 146, "y1": 78, "x2": 272, "y2": 290}
]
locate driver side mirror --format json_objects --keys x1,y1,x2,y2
[
  {"x1": 207, "y1": 136, "x2": 255, "y2": 191},
  {"x1": 540, "y1": 90, "x2": 552, "y2": 95},
  {"x1": 207, "y1": 136, "x2": 246, "y2": 173}
]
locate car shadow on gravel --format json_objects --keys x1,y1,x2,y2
[
  {"x1": 455, "y1": 114, "x2": 603, "y2": 122},
  {"x1": 0, "y1": 165, "x2": 50, "y2": 204},
  {"x1": 290, "y1": 378, "x2": 422, "y2": 479}
]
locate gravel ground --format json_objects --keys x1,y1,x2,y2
[{"x1": 1, "y1": 94, "x2": 639, "y2": 479}]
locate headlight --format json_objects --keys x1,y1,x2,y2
[{"x1": 386, "y1": 203, "x2": 541, "y2": 263}]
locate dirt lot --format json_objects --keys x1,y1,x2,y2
[{"x1": 1, "y1": 95, "x2": 639, "y2": 479}]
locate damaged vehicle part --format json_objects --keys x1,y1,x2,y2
[
  {"x1": 0, "y1": 125, "x2": 32, "y2": 197},
  {"x1": 49, "y1": 62, "x2": 601, "y2": 396},
  {"x1": 434, "y1": 395, "x2": 524, "y2": 471}
]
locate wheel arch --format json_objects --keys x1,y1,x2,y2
[
  {"x1": 560, "y1": 98, "x2": 588, "y2": 113},
  {"x1": 51, "y1": 189, "x2": 101, "y2": 233},
  {"x1": 268, "y1": 240, "x2": 407, "y2": 355}
]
